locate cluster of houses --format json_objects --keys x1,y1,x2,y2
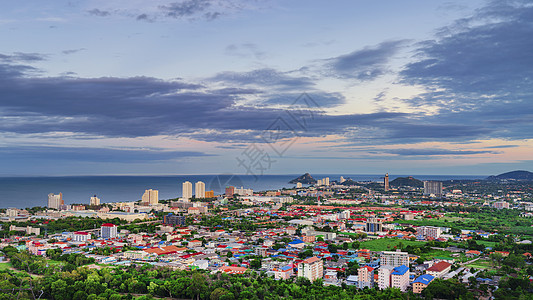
[{"x1": 1, "y1": 215, "x2": 488, "y2": 295}]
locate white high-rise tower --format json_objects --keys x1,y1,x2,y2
[
  {"x1": 195, "y1": 181, "x2": 205, "y2": 198},
  {"x1": 182, "y1": 181, "x2": 192, "y2": 200}
]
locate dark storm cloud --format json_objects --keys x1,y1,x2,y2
[
  {"x1": 160, "y1": 0, "x2": 213, "y2": 18},
  {"x1": 136, "y1": 14, "x2": 155, "y2": 22},
  {"x1": 398, "y1": 0, "x2": 533, "y2": 142},
  {"x1": 0, "y1": 146, "x2": 212, "y2": 163},
  {"x1": 324, "y1": 40, "x2": 408, "y2": 80},
  {"x1": 62, "y1": 48, "x2": 86, "y2": 55},
  {"x1": 87, "y1": 9, "x2": 111, "y2": 17},
  {"x1": 0, "y1": 52, "x2": 46, "y2": 63},
  {"x1": 210, "y1": 68, "x2": 314, "y2": 89}
]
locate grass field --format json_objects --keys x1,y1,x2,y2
[
  {"x1": 0, "y1": 262, "x2": 12, "y2": 270},
  {"x1": 466, "y1": 259, "x2": 493, "y2": 270},
  {"x1": 359, "y1": 238, "x2": 425, "y2": 251}
]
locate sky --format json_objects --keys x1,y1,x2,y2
[{"x1": 1, "y1": 0, "x2": 532, "y2": 176}]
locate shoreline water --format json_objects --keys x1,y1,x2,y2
[{"x1": 0, "y1": 174, "x2": 485, "y2": 209}]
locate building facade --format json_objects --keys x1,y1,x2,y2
[
  {"x1": 182, "y1": 181, "x2": 192, "y2": 199},
  {"x1": 101, "y1": 223, "x2": 118, "y2": 239},
  {"x1": 358, "y1": 266, "x2": 374, "y2": 289},
  {"x1": 195, "y1": 181, "x2": 205, "y2": 198},
  {"x1": 424, "y1": 181, "x2": 443, "y2": 197},
  {"x1": 365, "y1": 218, "x2": 383, "y2": 233},
  {"x1": 163, "y1": 214, "x2": 186, "y2": 226},
  {"x1": 90, "y1": 195, "x2": 100, "y2": 206},
  {"x1": 380, "y1": 251, "x2": 409, "y2": 267},
  {"x1": 297, "y1": 256, "x2": 323, "y2": 282},
  {"x1": 48, "y1": 193, "x2": 63, "y2": 210},
  {"x1": 413, "y1": 274, "x2": 435, "y2": 293},
  {"x1": 141, "y1": 189, "x2": 158, "y2": 205}
]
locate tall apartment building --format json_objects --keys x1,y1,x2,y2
[
  {"x1": 101, "y1": 223, "x2": 118, "y2": 239},
  {"x1": 47, "y1": 193, "x2": 63, "y2": 210},
  {"x1": 324, "y1": 177, "x2": 330, "y2": 186},
  {"x1": 182, "y1": 181, "x2": 192, "y2": 199},
  {"x1": 225, "y1": 186, "x2": 235, "y2": 197},
  {"x1": 390, "y1": 265, "x2": 410, "y2": 291},
  {"x1": 384, "y1": 173, "x2": 390, "y2": 191},
  {"x1": 378, "y1": 265, "x2": 409, "y2": 291},
  {"x1": 416, "y1": 226, "x2": 442, "y2": 239},
  {"x1": 378, "y1": 266, "x2": 393, "y2": 290},
  {"x1": 297, "y1": 256, "x2": 323, "y2": 282},
  {"x1": 358, "y1": 266, "x2": 374, "y2": 289},
  {"x1": 365, "y1": 218, "x2": 383, "y2": 233},
  {"x1": 142, "y1": 189, "x2": 158, "y2": 205},
  {"x1": 380, "y1": 251, "x2": 409, "y2": 267},
  {"x1": 234, "y1": 187, "x2": 253, "y2": 196},
  {"x1": 163, "y1": 214, "x2": 186, "y2": 226},
  {"x1": 424, "y1": 181, "x2": 443, "y2": 198},
  {"x1": 493, "y1": 201, "x2": 510, "y2": 209},
  {"x1": 195, "y1": 181, "x2": 205, "y2": 198},
  {"x1": 90, "y1": 195, "x2": 100, "y2": 206}
]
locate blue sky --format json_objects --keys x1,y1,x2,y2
[{"x1": 1, "y1": 0, "x2": 532, "y2": 176}]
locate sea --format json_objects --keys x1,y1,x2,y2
[{"x1": 0, "y1": 174, "x2": 485, "y2": 209}]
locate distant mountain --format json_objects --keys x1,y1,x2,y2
[
  {"x1": 486, "y1": 170, "x2": 533, "y2": 181},
  {"x1": 289, "y1": 173, "x2": 317, "y2": 184},
  {"x1": 390, "y1": 176, "x2": 423, "y2": 187}
]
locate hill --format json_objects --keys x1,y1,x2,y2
[
  {"x1": 289, "y1": 173, "x2": 317, "y2": 184},
  {"x1": 390, "y1": 176, "x2": 423, "y2": 187},
  {"x1": 486, "y1": 170, "x2": 533, "y2": 181}
]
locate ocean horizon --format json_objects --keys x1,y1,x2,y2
[{"x1": 0, "y1": 174, "x2": 485, "y2": 209}]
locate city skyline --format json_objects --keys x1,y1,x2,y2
[{"x1": 1, "y1": 0, "x2": 532, "y2": 176}]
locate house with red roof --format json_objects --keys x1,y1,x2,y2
[{"x1": 426, "y1": 261, "x2": 452, "y2": 278}]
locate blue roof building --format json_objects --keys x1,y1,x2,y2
[{"x1": 392, "y1": 265, "x2": 409, "y2": 275}]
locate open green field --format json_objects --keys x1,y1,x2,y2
[
  {"x1": 0, "y1": 262, "x2": 12, "y2": 270},
  {"x1": 359, "y1": 238, "x2": 425, "y2": 251},
  {"x1": 466, "y1": 259, "x2": 493, "y2": 270}
]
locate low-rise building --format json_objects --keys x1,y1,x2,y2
[
  {"x1": 426, "y1": 261, "x2": 452, "y2": 278},
  {"x1": 413, "y1": 274, "x2": 435, "y2": 293}
]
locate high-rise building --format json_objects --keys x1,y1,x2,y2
[
  {"x1": 380, "y1": 251, "x2": 409, "y2": 267},
  {"x1": 205, "y1": 190, "x2": 215, "y2": 198},
  {"x1": 340, "y1": 176, "x2": 345, "y2": 183},
  {"x1": 90, "y1": 195, "x2": 100, "y2": 206},
  {"x1": 297, "y1": 256, "x2": 323, "y2": 282},
  {"x1": 358, "y1": 266, "x2": 374, "y2": 289},
  {"x1": 390, "y1": 265, "x2": 410, "y2": 291},
  {"x1": 493, "y1": 201, "x2": 510, "y2": 209},
  {"x1": 225, "y1": 186, "x2": 235, "y2": 197},
  {"x1": 378, "y1": 265, "x2": 393, "y2": 290},
  {"x1": 384, "y1": 173, "x2": 390, "y2": 191},
  {"x1": 416, "y1": 226, "x2": 442, "y2": 239},
  {"x1": 324, "y1": 177, "x2": 330, "y2": 186},
  {"x1": 316, "y1": 179, "x2": 322, "y2": 186},
  {"x1": 182, "y1": 181, "x2": 192, "y2": 199},
  {"x1": 195, "y1": 181, "x2": 205, "y2": 198},
  {"x1": 47, "y1": 193, "x2": 63, "y2": 210},
  {"x1": 296, "y1": 182, "x2": 303, "y2": 188},
  {"x1": 365, "y1": 218, "x2": 383, "y2": 233},
  {"x1": 423, "y1": 181, "x2": 443, "y2": 198},
  {"x1": 163, "y1": 214, "x2": 186, "y2": 226},
  {"x1": 101, "y1": 223, "x2": 118, "y2": 239},
  {"x1": 234, "y1": 187, "x2": 253, "y2": 196},
  {"x1": 141, "y1": 189, "x2": 158, "y2": 205}
]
